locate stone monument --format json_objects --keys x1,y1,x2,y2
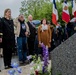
[{"x1": 51, "y1": 33, "x2": 76, "y2": 75}]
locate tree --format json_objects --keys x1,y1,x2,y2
[
  {"x1": 20, "y1": 0, "x2": 52, "y2": 20},
  {"x1": 20, "y1": 0, "x2": 72, "y2": 26}
]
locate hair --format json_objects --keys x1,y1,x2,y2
[
  {"x1": 28, "y1": 15, "x2": 32, "y2": 19},
  {"x1": 4, "y1": 8, "x2": 11, "y2": 17},
  {"x1": 18, "y1": 14, "x2": 25, "y2": 20},
  {"x1": 19, "y1": 14, "x2": 24, "y2": 17},
  {"x1": 41, "y1": 18, "x2": 48, "y2": 24}
]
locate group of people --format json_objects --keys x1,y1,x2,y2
[
  {"x1": 0, "y1": 8, "x2": 52, "y2": 70},
  {"x1": 0, "y1": 8, "x2": 76, "y2": 70}
]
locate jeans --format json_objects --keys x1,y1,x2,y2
[{"x1": 17, "y1": 37, "x2": 27, "y2": 62}]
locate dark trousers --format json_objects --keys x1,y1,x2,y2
[
  {"x1": 3, "y1": 47, "x2": 12, "y2": 66},
  {"x1": 17, "y1": 37, "x2": 27, "y2": 62},
  {"x1": 28, "y1": 38, "x2": 35, "y2": 55},
  {"x1": 34, "y1": 36, "x2": 38, "y2": 55}
]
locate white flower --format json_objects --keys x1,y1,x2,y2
[
  {"x1": 37, "y1": 66, "x2": 40, "y2": 71},
  {"x1": 30, "y1": 67, "x2": 34, "y2": 70},
  {"x1": 30, "y1": 61, "x2": 34, "y2": 66}
]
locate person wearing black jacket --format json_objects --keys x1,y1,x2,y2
[
  {"x1": 1, "y1": 9, "x2": 15, "y2": 69},
  {"x1": 0, "y1": 18, "x2": 3, "y2": 50},
  {"x1": 0, "y1": 18, "x2": 3, "y2": 58},
  {"x1": 0, "y1": 18, "x2": 2, "y2": 44},
  {"x1": 67, "y1": 22, "x2": 75, "y2": 38},
  {"x1": 27, "y1": 15, "x2": 36, "y2": 55},
  {"x1": 0, "y1": 18, "x2": 3, "y2": 72}
]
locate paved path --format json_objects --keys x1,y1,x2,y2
[
  {"x1": 0, "y1": 56, "x2": 19, "y2": 70},
  {"x1": 0, "y1": 56, "x2": 51, "y2": 75}
]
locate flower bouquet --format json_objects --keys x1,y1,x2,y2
[{"x1": 29, "y1": 43, "x2": 51, "y2": 75}]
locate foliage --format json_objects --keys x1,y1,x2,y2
[
  {"x1": 30, "y1": 55, "x2": 51, "y2": 75},
  {"x1": 20, "y1": 0, "x2": 72, "y2": 25},
  {"x1": 29, "y1": 44, "x2": 51, "y2": 75},
  {"x1": 20, "y1": 0, "x2": 52, "y2": 21}
]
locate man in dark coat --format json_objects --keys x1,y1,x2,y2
[{"x1": 27, "y1": 15, "x2": 36, "y2": 55}]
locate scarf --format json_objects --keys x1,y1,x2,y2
[{"x1": 41, "y1": 24, "x2": 48, "y2": 32}]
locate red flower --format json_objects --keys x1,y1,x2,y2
[{"x1": 35, "y1": 70, "x2": 39, "y2": 75}]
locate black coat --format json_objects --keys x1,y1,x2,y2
[
  {"x1": 67, "y1": 22, "x2": 75, "y2": 37},
  {"x1": 1, "y1": 17, "x2": 15, "y2": 49},
  {"x1": 0, "y1": 18, "x2": 2, "y2": 38},
  {"x1": 27, "y1": 21, "x2": 36, "y2": 41},
  {"x1": 0, "y1": 18, "x2": 3, "y2": 48}
]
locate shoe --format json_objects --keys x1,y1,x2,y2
[
  {"x1": 25, "y1": 60, "x2": 29, "y2": 64},
  {"x1": 19, "y1": 61, "x2": 25, "y2": 66},
  {"x1": 5, "y1": 66, "x2": 9, "y2": 69},
  {"x1": 8, "y1": 65, "x2": 13, "y2": 68},
  {"x1": 0, "y1": 70, "x2": 1, "y2": 72},
  {"x1": 19, "y1": 61, "x2": 24, "y2": 64}
]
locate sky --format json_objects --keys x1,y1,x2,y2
[
  {"x1": 0, "y1": 0, "x2": 23, "y2": 18},
  {"x1": 0, "y1": 0, "x2": 60, "y2": 18}
]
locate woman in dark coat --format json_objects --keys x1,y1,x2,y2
[{"x1": 1, "y1": 8, "x2": 15, "y2": 69}]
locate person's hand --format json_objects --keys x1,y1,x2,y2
[
  {"x1": 25, "y1": 32, "x2": 28, "y2": 36},
  {"x1": 74, "y1": 27, "x2": 76, "y2": 30},
  {"x1": 0, "y1": 38, "x2": 2, "y2": 43},
  {"x1": 39, "y1": 41, "x2": 41, "y2": 45},
  {"x1": 49, "y1": 40, "x2": 51, "y2": 43}
]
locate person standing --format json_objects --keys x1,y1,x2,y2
[
  {"x1": 38, "y1": 18, "x2": 52, "y2": 54},
  {"x1": 0, "y1": 18, "x2": 3, "y2": 57},
  {"x1": 1, "y1": 8, "x2": 15, "y2": 69},
  {"x1": 27, "y1": 15, "x2": 36, "y2": 55},
  {"x1": 0, "y1": 18, "x2": 3, "y2": 71},
  {"x1": 14, "y1": 14, "x2": 29, "y2": 64}
]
